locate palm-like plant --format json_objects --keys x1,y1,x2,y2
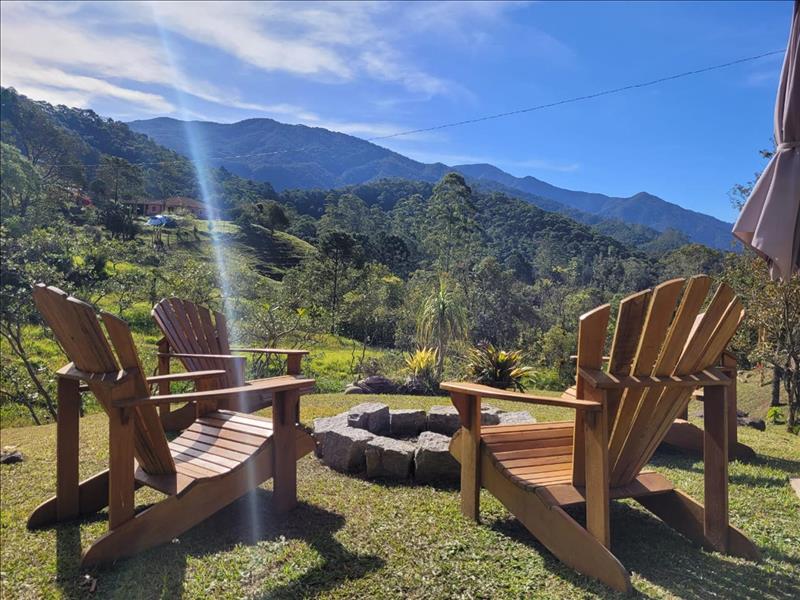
[
  {"x1": 466, "y1": 343, "x2": 533, "y2": 391},
  {"x1": 417, "y1": 279, "x2": 468, "y2": 378}
]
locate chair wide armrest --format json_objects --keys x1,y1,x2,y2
[
  {"x1": 440, "y1": 381, "x2": 602, "y2": 411},
  {"x1": 230, "y1": 347, "x2": 309, "y2": 356},
  {"x1": 56, "y1": 363, "x2": 132, "y2": 387},
  {"x1": 146, "y1": 369, "x2": 226, "y2": 385}
]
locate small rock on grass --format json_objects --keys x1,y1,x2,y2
[{"x1": 1, "y1": 446, "x2": 24, "y2": 464}]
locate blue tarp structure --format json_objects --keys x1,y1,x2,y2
[{"x1": 146, "y1": 214, "x2": 178, "y2": 228}]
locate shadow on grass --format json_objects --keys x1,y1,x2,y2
[
  {"x1": 649, "y1": 449, "x2": 800, "y2": 489},
  {"x1": 53, "y1": 490, "x2": 382, "y2": 599},
  {"x1": 489, "y1": 502, "x2": 799, "y2": 599}
]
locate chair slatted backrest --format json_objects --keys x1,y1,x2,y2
[
  {"x1": 573, "y1": 276, "x2": 743, "y2": 487},
  {"x1": 33, "y1": 285, "x2": 176, "y2": 475},
  {"x1": 152, "y1": 298, "x2": 232, "y2": 380}
]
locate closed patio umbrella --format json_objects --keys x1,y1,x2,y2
[{"x1": 733, "y1": 0, "x2": 800, "y2": 281}]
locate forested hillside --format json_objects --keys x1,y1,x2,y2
[
  {"x1": 1, "y1": 88, "x2": 730, "y2": 426},
  {"x1": 129, "y1": 115, "x2": 734, "y2": 249}
]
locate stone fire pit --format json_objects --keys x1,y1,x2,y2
[{"x1": 313, "y1": 401, "x2": 536, "y2": 483}]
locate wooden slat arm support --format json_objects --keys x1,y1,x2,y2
[
  {"x1": 440, "y1": 381, "x2": 603, "y2": 411},
  {"x1": 578, "y1": 366, "x2": 731, "y2": 390},
  {"x1": 146, "y1": 370, "x2": 226, "y2": 385},
  {"x1": 570, "y1": 355, "x2": 610, "y2": 363},
  {"x1": 111, "y1": 376, "x2": 315, "y2": 408},
  {"x1": 228, "y1": 348, "x2": 308, "y2": 375}
]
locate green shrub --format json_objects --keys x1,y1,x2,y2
[
  {"x1": 767, "y1": 406, "x2": 785, "y2": 425},
  {"x1": 527, "y1": 367, "x2": 565, "y2": 391},
  {"x1": 465, "y1": 343, "x2": 532, "y2": 391}
]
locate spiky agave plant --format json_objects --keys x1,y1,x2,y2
[{"x1": 466, "y1": 343, "x2": 533, "y2": 391}]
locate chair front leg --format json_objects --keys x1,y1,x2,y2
[
  {"x1": 56, "y1": 376, "x2": 81, "y2": 522},
  {"x1": 272, "y1": 389, "x2": 299, "y2": 513},
  {"x1": 703, "y1": 384, "x2": 729, "y2": 551},
  {"x1": 583, "y1": 389, "x2": 610, "y2": 548},
  {"x1": 108, "y1": 407, "x2": 135, "y2": 530},
  {"x1": 451, "y1": 392, "x2": 481, "y2": 522}
]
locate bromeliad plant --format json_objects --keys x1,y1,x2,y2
[
  {"x1": 466, "y1": 343, "x2": 533, "y2": 391},
  {"x1": 403, "y1": 347, "x2": 440, "y2": 394}
]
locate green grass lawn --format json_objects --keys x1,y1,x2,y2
[{"x1": 1, "y1": 393, "x2": 799, "y2": 599}]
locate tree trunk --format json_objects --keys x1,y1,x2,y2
[{"x1": 772, "y1": 365, "x2": 783, "y2": 406}]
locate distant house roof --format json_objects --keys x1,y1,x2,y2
[
  {"x1": 123, "y1": 198, "x2": 163, "y2": 206},
  {"x1": 165, "y1": 196, "x2": 204, "y2": 210}
]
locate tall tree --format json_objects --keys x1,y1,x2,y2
[
  {"x1": 423, "y1": 173, "x2": 480, "y2": 275},
  {"x1": 318, "y1": 230, "x2": 363, "y2": 334}
]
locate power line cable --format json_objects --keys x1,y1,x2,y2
[
  {"x1": 367, "y1": 48, "x2": 786, "y2": 141},
  {"x1": 35, "y1": 48, "x2": 785, "y2": 168}
]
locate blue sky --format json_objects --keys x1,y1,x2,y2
[{"x1": 0, "y1": 1, "x2": 793, "y2": 222}]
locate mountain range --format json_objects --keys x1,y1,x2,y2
[{"x1": 128, "y1": 117, "x2": 734, "y2": 249}]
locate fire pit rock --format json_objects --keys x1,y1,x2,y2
[
  {"x1": 319, "y1": 426, "x2": 374, "y2": 473},
  {"x1": 498, "y1": 411, "x2": 536, "y2": 425},
  {"x1": 414, "y1": 431, "x2": 460, "y2": 484},
  {"x1": 427, "y1": 406, "x2": 462, "y2": 435},
  {"x1": 348, "y1": 402, "x2": 390, "y2": 434},
  {"x1": 390, "y1": 409, "x2": 426, "y2": 437},
  {"x1": 312, "y1": 400, "x2": 537, "y2": 483},
  {"x1": 365, "y1": 437, "x2": 416, "y2": 480}
]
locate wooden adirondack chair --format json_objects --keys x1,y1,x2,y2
[
  {"x1": 28, "y1": 285, "x2": 316, "y2": 567},
  {"x1": 151, "y1": 297, "x2": 310, "y2": 428},
  {"x1": 442, "y1": 276, "x2": 760, "y2": 592}
]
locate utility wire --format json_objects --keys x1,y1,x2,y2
[
  {"x1": 367, "y1": 48, "x2": 786, "y2": 141},
  {"x1": 37, "y1": 48, "x2": 785, "y2": 168}
]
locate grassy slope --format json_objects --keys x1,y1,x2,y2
[{"x1": 1, "y1": 393, "x2": 798, "y2": 599}]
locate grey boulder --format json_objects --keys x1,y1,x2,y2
[
  {"x1": 497, "y1": 411, "x2": 537, "y2": 425},
  {"x1": 390, "y1": 409, "x2": 427, "y2": 437},
  {"x1": 481, "y1": 405, "x2": 503, "y2": 426},
  {"x1": 312, "y1": 413, "x2": 349, "y2": 457},
  {"x1": 365, "y1": 436, "x2": 415, "y2": 480},
  {"x1": 414, "y1": 431, "x2": 459, "y2": 483},
  {"x1": 348, "y1": 402, "x2": 390, "y2": 434},
  {"x1": 427, "y1": 405, "x2": 461, "y2": 436},
  {"x1": 320, "y1": 426, "x2": 374, "y2": 473}
]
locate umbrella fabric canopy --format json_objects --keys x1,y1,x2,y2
[{"x1": 733, "y1": 0, "x2": 800, "y2": 281}]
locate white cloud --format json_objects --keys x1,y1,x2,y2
[
  {"x1": 0, "y1": 0, "x2": 554, "y2": 136},
  {"x1": 146, "y1": 2, "x2": 353, "y2": 78},
  {"x1": 2, "y1": 61, "x2": 175, "y2": 113}
]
